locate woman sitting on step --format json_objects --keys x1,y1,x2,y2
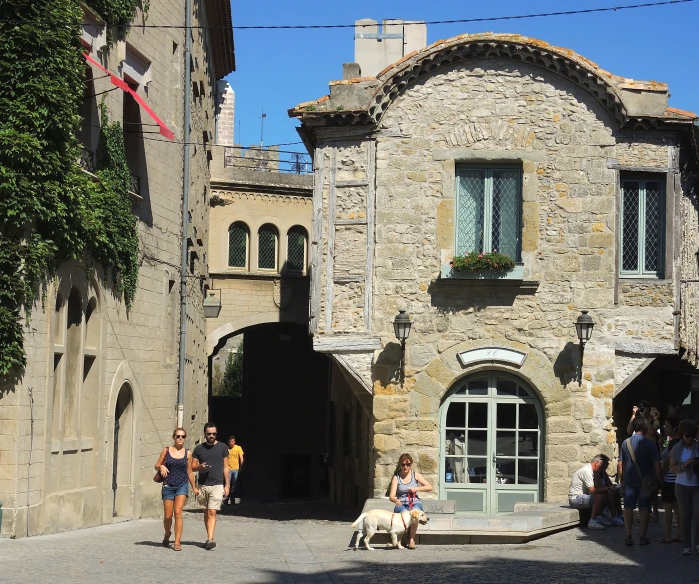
[{"x1": 389, "y1": 453, "x2": 432, "y2": 549}]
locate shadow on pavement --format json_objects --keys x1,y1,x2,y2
[{"x1": 185, "y1": 500, "x2": 358, "y2": 523}]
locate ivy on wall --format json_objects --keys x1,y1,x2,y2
[
  {"x1": 85, "y1": 0, "x2": 146, "y2": 43},
  {"x1": 0, "y1": 0, "x2": 141, "y2": 375}
]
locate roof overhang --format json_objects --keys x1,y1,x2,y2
[{"x1": 204, "y1": 0, "x2": 235, "y2": 79}]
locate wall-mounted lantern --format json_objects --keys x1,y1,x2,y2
[
  {"x1": 393, "y1": 310, "x2": 412, "y2": 384},
  {"x1": 574, "y1": 309, "x2": 594, "y2": 366},
  {"x1": 203, "y1": 289, "x2": 222, "y2": 318},
  {"x1": 393, "y1": 309, "x2": 412, "y2": 347}
]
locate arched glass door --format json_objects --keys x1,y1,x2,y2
[{"x1": 439, "y1": 372, "x2": 543, "y2": 514}]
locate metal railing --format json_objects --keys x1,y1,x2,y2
[
  {"x1": 78, "y1": 147, "x2": 95, "y2": 173},
  {"x1": 223, "y1": 147, "x2": 312, "y2": 175}
]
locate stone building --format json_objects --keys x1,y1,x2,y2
[
  {"x1": 204, "y1": 142, "x2": 373, "y2": 505},
  {"x1": 0, "y1": 1, "x2": 234, "y2": 536},
  {"x1": 290, "y1": 33, "x2": 699, "y2": 514}
]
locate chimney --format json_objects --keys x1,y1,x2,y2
[{"x1": 353, "y1": 18, "x2": 426, "y2": 78}]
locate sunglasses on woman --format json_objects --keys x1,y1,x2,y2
[
  {"x1": 401, "y1": 463, "x2": 411, "y2": 467},
  {"x1": 175, "y1": 434, "x2": 185, "y2": 439}
]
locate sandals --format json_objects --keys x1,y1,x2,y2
[
  {"x1": 639, "y1": 536, "x2": 650, "y2": 545},
  {"x1": 173, "y1": 544, "x2": 182, "y2": 552},
  {"x1": 660, "y1": 537, "x2": 673, "y2": 544},
  {"x1": 162, "y1": 533, "x2": 171, "y2": 547},
  {"x1": 624, "y1": 536, "x2": 634, "y2": 546},
  {"x1": 407, "y1": 541, "x2": 416, "y2": 550}
]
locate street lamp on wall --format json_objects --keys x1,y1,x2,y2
[
  {"x1": 393, "y1": 310, "x2": 412, "y2": 384},
  {"x1": 574, "y1": 310, "x2": 594, "y2": 379}
]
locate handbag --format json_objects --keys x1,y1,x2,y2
[
  {"x1": 625, "y1": 438, "x2": 660, "y2": 498},
  {"x1": 153, "y1": 470, "x2": 164, "y2": 483}
]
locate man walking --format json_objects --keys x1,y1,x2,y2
[
  {"x1": 226, "y1": 435, "x2": 244, "y2": 505},
  {"x1": 192, "y1": 422, "x2": 230, "y2": 550},
  {"x1": 618, "y1": 417, "x2": 662, "y2": 546}
]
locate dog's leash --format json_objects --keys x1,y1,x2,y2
[{"x1": 407, "y1": 491, "x2": 415, "y2": 510}]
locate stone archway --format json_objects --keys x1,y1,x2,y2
[{"x1": 112, "y1": 382, "x2": 134, "y2": 518}]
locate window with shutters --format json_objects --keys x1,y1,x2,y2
[
  {"x1": 620, "y1": 178, "x2": 664, "y2": 278},
  {"x1": 455, "y1": 167, "x2": 522, "y2": 261}
]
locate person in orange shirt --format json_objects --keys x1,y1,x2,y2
[{"x1": 226, "y1": 435, "x2": 244, "y2": 504}]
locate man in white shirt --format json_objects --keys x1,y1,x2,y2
[{"x1": 569, "y1": 454, "x2": 623, "y2": 529}]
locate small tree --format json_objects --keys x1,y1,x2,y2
[
  {"x1": 211, "y1": 362, "x2": 223, "y2": 396},
  {"x1": 220, "y1": 342, "x2": 243, "y2": 397}
]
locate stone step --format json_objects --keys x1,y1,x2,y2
[{"x1": 351, "y1": 500, "x2": 579, "y2": 545}]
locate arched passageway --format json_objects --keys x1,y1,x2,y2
[
  {"x1": 112, "y1": 382, "x2": 134, "y2": 518},
  {"x1": 209, "y1": 322, "x2": 331, "y2": 500}
]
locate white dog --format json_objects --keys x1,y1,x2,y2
[{"x1": 351, "y1": 508, "x2": 428, "y2": 550}]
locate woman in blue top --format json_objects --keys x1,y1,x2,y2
[
  {"x1": 154, "y1": 428, "x2": 198, "y2": 551},
  {"x1": 389, "y1": 453, "x2": 432, "y2": 549}
]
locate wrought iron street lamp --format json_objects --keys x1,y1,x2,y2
[
  {"x1": 393, "y1": 310, "x2": 412, "y2": 384},
  {"x1": 574, "y1": 310, "x2": 594, "y2": 370},
  {"x1": 393, "y1": 310, "x2": 412, "y2": 347}
]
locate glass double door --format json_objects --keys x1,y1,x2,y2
[{"x1": 440, "y1": 372, "x2": 543, "y2": 514}]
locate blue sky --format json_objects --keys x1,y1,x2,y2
[{"x1": 225, "y1": 0, "x2": 698, "y2": 153}]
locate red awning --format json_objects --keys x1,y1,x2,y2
[{"x1": 83, "y1": 52, "x2": 174, "y2": 141}]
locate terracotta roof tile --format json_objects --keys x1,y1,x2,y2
[{"x1": 666, "y1": 106, "x2": 697, "y2": 119}]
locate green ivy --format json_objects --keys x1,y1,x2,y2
[
  {"x1": 450, "y1": 251, "x2": 516, "y2": 273},
  {"x1": 0, "y1": 0, "x2": 140, "y2": 375},
  {"x1": 85, "y1": 0, "x2": 145, "y2": 43}
]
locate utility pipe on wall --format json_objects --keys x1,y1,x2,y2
[{"x1": 177, "y1": 0, "x2": 193, "y2": 429}]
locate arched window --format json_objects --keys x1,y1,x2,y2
[
  {"x1": 258, "y1": 224, "x2": 278, "y2": 271},
  {"x1": 228, "y1": 222, "x2": 249, "y2": 268},
  {"x1": 287, "y1": 226, "x2": 307, "y2": 272}
]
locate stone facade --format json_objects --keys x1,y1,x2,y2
[
  {"x1": 291, "y1": 34, "x2": 698, "y2": 510},
  {"x1": 0, "y1": 1, "x2": 234, "y2": 536}
]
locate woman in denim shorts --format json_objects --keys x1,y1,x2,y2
[
  {"x1": 388, "y1": 453, "x2": 432, "y2": 549},
  {"x1": 154, "y1": 428, "x2": 198, "y2": 551}
]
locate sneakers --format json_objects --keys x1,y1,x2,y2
[
  {"x1": 683, "y1": 547, "x2": 691, "y2": 556},
  {"x1": 595, "y1": 516, "x2": 613, "y2": 527},
  {"x1": 204, "y1": 539, "x2": 216, "y2": 550},
  {"x1": 611, "y1": 516, "x2": 625, "y2": 527},
  {"x1": 587, "y1": 519, "x2": 606, "y2": 530}
]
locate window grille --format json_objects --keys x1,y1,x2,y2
[
  {"x1": 455, "y1": 168, "x2": 521, "y2": 260},
  {"x1": 287, "y1": 228, "x2": 306, "y2": 272},
  {"x1": 228, "y1": 223, "x2": 248, "y2": 268},
  {"x1": 258, "y1": 226, "x2": 277, "y2": 270},
  {"x1": 620, "y1": 179, "x2": 664, "y2": 278}
]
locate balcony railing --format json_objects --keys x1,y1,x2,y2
[
  {"x1": 223, "y1": 147, "x2": 312, "y2": 174},
  {"x1": 78, "y1": 148, "x2": 95, "y2": 173},
  {"x1": 129, "y1": 173, "x2": 141, "y2": 196}
]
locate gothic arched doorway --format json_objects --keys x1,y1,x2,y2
[
  {"x1": 439, "y1": 371, "x2": 544, "y2": 514},
  {"x1": 112, "y1": 382, "x2": 134, "y2": 518}
]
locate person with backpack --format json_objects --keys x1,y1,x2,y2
[{"x1": 618, "y1": 417, "x2": 661, "y2": 546}]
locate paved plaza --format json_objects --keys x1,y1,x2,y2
[{"x1": 1, "y1": 502, "x2": 697, "y2": 583}]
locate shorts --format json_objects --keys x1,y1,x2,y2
[
  {"x1": 569, "y1": 494, "x2": 593, "y2": 509},
  {"x1": 624, "y1": 486, "x2": 652, "y2": 510},
  {"x1": 162, "y1": 483, "x2": 189, "y2": 500},
  {"x1": 198, "y1": 484, "x2": 225, "y2": 510},
  {"x1": 394, "y1": 501, "x2": 424, "y2": 513},
  {"x1": 661, "y1": 481, "x2": 677, "y2": 503}
]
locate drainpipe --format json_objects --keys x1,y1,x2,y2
[{"x1": 177, "y1": 0, "x2": 192, "y2": 429}]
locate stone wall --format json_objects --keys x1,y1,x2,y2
[
  {"x1": 305, "y1": 57, "x2": 687, "y2": 505},
  {"x1": 0, "y1": 0, "x2": 224, "y2": 537}
]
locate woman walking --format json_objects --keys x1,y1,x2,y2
[
  {"x1": 388, "y1": 453, "x2": 432, "y2": 549},
  {"x1": 154, "y1": 428, "x2": 198, "y2": 551},
  {"x1": 660, "y1": 416, "x2": 682, "y2": 543},
  {"x1": 669, "y1": 419, "x2": 699, "y2": 555}
]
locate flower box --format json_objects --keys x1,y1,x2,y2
[{"x1": 440, "y1": 263, "x2": 524, "y2": 280}]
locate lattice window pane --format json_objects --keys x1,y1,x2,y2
[
  {"x1": 456, "y1": 170, "x2": 485, "y2": 255},
  {"x1": 228, "y1": 224, "x2": 247, "y2": 268},
  {"x1": 621, "y1": 182, "x2": 640, "y2": 272},
  {"x1": 644, "y1": 181, "x2": 662, "y2": 273},
  {"x1": 492, "y1": 170, "x2": 520, "y2": 260},
  {"x1": 287, "y1": 229, "x2": 306, "y2": 271},
  {"x1": 258, "y1": 227, "x2": 277, "y2": 270}
]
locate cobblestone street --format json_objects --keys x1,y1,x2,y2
[{"x1": 1, "y1": 503, "x2": 697, "y2": 583}]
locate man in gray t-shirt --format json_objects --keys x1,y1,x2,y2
[{"x1": 192, "y1": 423, "x2": 230, "y2": 549}]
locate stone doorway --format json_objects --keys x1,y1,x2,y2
[{"x1": 112, "y1": 382, "x2": 134, "y2": 518}]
